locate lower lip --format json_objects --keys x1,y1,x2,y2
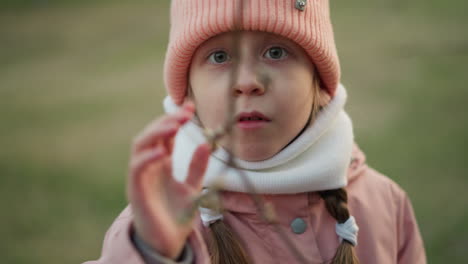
[{"x1": 237, "y1": 120, "x2": 269, "y2": 129}]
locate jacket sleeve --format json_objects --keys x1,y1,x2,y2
[
  {"x1": 396, "y1": 191, "x2": 427, "y2": 264},
  {"x1": 132, "y1": 227, "x2": 194, "y2": 264},
  {"x1": 82, "y1": 206, "x2": 211, "y2": 264}
]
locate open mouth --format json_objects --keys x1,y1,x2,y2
[
  {"x1": 236, "y1": 111, "x2": 271, "y2": 129},
  {"x1": 239, "y1": 116, "x2": 268, "y2": 121},
  {"x1": 237, "y1": 111, "x2": 271, "y2": 122}
]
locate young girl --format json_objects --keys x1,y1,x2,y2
[{"x1": 85, "y1": 0, "x2": 426, "y2": 263}]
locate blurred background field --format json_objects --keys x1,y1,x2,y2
[{"x1": 0, "y1": 0, "x2": 467, "y2": 263}]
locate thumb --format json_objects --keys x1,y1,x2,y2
[{"x1": 185, "y1": 143, "x2": 211, "y2": 190}]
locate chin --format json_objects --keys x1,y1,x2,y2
[{"x1": 234, "y1": 145, "x2": 278, "y2": 162}]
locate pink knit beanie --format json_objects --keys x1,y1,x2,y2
[{"x1": 164, "y1": 0, "x2": 340, "y2": 105}]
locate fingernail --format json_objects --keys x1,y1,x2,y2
[{"x1": 183, "y1": 101, "x2": 195, "y2": 111}]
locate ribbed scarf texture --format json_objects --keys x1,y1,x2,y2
[{"x1": 164, "y1": 84, "x2": 354, "y2": 194}]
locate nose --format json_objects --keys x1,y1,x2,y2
[{"x1": 232, "y1": 66, "x2": 266, "y2": 96}]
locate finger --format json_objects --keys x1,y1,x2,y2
[
  {"x1": 161, "y1": 102, "x2": 195, "y2": 153},
  {"x1": 163, "y1": 136, "x2": 176, "y2": 156},
  {"x1": 132, "y1": 112, "x2": 194, "y2": 154},
  {"x1": 132, "y1": 122, "x2": 179, "y2": 154},
  {"x1": 132, "y1": 114, "x2": 187, "y2": 153},
  {"x1": 181, "y1": 100, "x2": 195, "y2": 113},
  {"x1": 129, "y1": 146, "x2": 167, "y2": 187},
  {"x1": 133, "y1": 110, "x2": 190, "y2": 144},
  {"x1": 161, "y1": 155, "x2": 173, "y2": 180},
  {"x1": 185, "y1": 143, "x2": 211, "y2": 190}
]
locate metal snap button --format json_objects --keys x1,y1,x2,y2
[
  {"x1": 295, "y1": 0, "x2": 307, "y2": 11},
  {"x1": 290, "y1": 218, "x2": 307, "y2": 234}
]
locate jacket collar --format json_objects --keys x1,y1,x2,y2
[
  {"x1": 348, "y1": 143, "x2": 368, "y2": 183},
  {"x1": 217, "y1": 143, "x2": 368, "y2": 218}
]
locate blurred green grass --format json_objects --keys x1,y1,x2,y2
[{"x1": 1, "y1": 1, "x2": 467, "y2": 263}]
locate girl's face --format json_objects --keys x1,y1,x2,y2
[{"x1": 189, "y1": 31, "x2": 323, "y2": 161}]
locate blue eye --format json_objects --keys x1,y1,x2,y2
[
  {"x1": 265, "y1": 47, "x2": 287, "y2": 60},
  {"x1": 208, "y1": 51, "x2": 230, "y2": 64}
]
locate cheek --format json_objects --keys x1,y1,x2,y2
[
  {"x1": 272, "y1": 69, "x2": 314, "y2": 124},
  {"x1": 190, "y1": 71, "x2": 231, "y2": 128},
  {"x1": 273, "y1": 68, "x2": 314, "y2": 104}
]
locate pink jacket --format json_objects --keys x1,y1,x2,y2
[{"x1": 84, "y1": 144, "x2": 426, "y2": 264}]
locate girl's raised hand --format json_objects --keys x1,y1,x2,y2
[{"x1": 127, "y1": 102, "x2": 211, "y2": 259}]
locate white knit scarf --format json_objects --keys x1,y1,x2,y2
[{"x1": 163, "y1": 84, "x2": 354, "y2": 194}]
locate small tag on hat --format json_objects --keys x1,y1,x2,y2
[{"x1": 295, "y1": 0, "x2": 307, "y2": 11}]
